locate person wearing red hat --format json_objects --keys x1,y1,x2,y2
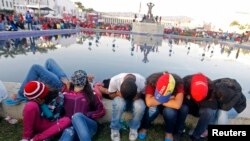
[
  {"x1": 21, "y1": 81, "x2": 71, "y2": 141},
  {"x1": 178, "y1": 73, "x2": 217, "y2": 141},
  {"x1": 3, "y1": 58, "x2": 105, "y2": 140},
  {"x1": 138, "y1": 72, "x2": 184, "y2": 141},
  {"x1": 4, "y1": 58, "x2": 71, "y2": 105}
]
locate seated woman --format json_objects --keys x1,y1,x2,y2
[
  {"x1": 21, "y1": 81, "x2": 71, "y2": 141},
  {"x1": 59, "y1": 70, "x2": 106, "y2": 141},
  {"x1": 138, "y1": 72, "x2": 184, "y2": 141}
]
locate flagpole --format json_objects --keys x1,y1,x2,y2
[
  {"x1": 138, "y1": 1, "x2": 141, "y2": 21},
  {"x1": 38, "y1": 0, "x2": 41, "y2": 18}
]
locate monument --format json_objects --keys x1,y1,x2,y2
[{"x1": 132, "y1": 2, "x2": 164, "y2": 46}]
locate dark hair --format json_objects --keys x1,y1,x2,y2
[
  {"x1": 120, "y1": 79, "x2": 137, "y2": 100},
  {"x1": 44, "y1": 89, "x2": 59, "y2": 104},
  {"x1": 146, "y1": 72, "x2": 182, "y2": 96},
  {"x1": 146, "y1": 72, "x2": 165, "y2": 86},
  {"x1": 69, "y1": 80, "x2": 96, "y2": 110},
  {"x1": 171, "y1": 73, "x2": 183, "y2": 96}
]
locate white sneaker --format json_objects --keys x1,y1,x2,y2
[
  {"x1": 20, "y1": 139, "x2": 29, "y2": 141},
  {"x1": 129, "y1": 128, "x2": 138, "y2": 141},
  {"x1": 111, "y1": 129, "x2": 120, "y2": 141}
]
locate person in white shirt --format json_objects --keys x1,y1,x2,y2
[{"x1": 97, "y1": 73, "x2": 146, "y2": 141}]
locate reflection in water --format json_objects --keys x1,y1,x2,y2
[
  {"x1": 1, "y1": 32, "x2": 250, "y2": 100},
  {"x1": 236, "y1": 48, "x2": 240, "y2": 59},
  {"x1": 88, "y1": 41, "x2": 92, "y2": 51},
  {"x1": 30, "y1": 37, "x2": 36, "y2": 54},
  {"x1": 0, "y1": 32, "x2": 250, "y2": 62},
  {"x1": 0, "y1": 34, "x2": 75, "y2": 58}
]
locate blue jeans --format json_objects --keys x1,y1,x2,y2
[
  {"x1": 140, "y1": 106, "x2": 160, "y2": 130},
  {"x1": 110, "y1": 97, "x2": 146, "y2": 130},
  {"x1": 174, "y1": 104, "x2": 189, "y2": 134},
  {"x1": 192, "y1": 108, "x2": 217, "y2": 139},
  {"x1": 59, "y1": 113, "x2": 97, "y2": 141},
  {"x1": 141, "y1": 105, "x2": 189, "y2": 134},
  {"x1": 216, "y1": 108, "x2": 238, "y2": 125},
  {"x1": 17, "y1": 58, "x2": 67, "y2": 101},
  {"x1": 27, "y1": 22, "x2": 32, "y2": 30}
]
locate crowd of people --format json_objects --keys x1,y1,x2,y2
[
  {"x1": 0, "y1": 11, "x2": 78, "y2": 31},
  {"x1": 1, "y1": 58, "x2": 246, "y2": 141}
]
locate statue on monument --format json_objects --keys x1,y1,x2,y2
[{"x1": 147, "y1": 2, "x2": 155, "y2": 20}]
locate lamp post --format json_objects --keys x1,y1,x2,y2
[{"x1": 38, "y1": 0, "x2": 41, "y2": 18}]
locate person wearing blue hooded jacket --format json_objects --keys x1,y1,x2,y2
[{"x1": 25, "y1": 11, "x2": 33, "y2": 30}]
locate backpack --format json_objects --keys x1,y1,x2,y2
[
  {"x1": 0, "y1": 80, "x2": 8, "y2": 103},
  {"x1": 213, "y1": 78, "x2": 246, "y2": 113},
  {"x1": 41, "y1": 92, "x2": 65, "y2": 121}
]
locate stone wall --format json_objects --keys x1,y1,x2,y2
[{"x1": 132, "y1": 22, "x2": 164, "y2": 46}]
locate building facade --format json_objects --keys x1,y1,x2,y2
[
  {"x1": 1, "y1": 0, "x2": 76, "y2": 16},
  {"x1": 0, "y1": 0, "x2": 15, "y2": 13}
]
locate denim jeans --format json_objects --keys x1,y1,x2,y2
[
  {"x1": 216, "y1": 108, "x2": 238, "y2": 125},
  {"x1": 27, "y1": 22, "x2": 32, "y2": 30},
  {"x1": 110, "y1": 97, "x2": 146, "y2": 130},
  {"x1": 192, "y1": 108, "x2": 217, "y2": 139},
  {"x1": 141, "y1": 105, "x2": 189, "y2": 134},
  {"x1": 17, "y1": 58, "x2": 67, "y2": 101},
  {"x1": 59, "y1": 113, "x2": 97, "y2": 141},
  {"x1": 140, "y1": 106, "x2": 160, "y2": 130},
  {"x1": 174, "y1": 104, "x2": 189, "y2": 134}
]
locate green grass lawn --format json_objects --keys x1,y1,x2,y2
[{"x1": 0, "y1": 117, "x2": 203, "y2": 141}]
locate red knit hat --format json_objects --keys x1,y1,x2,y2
[
  {"x1": 191, "y1": 73, "x2": 208, "y2": 102},
  {"x1": 24, "y1": 81, "x2": 49, "y2": 100}
]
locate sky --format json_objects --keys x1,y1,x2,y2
[{"x1": 71, "y1": 0, "x2": 250, "y2": 27}]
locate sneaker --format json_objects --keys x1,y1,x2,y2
[
  {"x1": 189, "y1": 135, "x2": 204, "y2": 141},
  {"x1": 129, "y1": 128, "x2": 138, "y2": 141},
  {"x1": 111, "y1": 129, "x2": 120, "y2": 141},
  {"x1": 165, "y1": 138, "x2": 171, "y2": 141},
  {"x1": 174, "y1": 133, "x2": 182, "y2": 141},
  {"x1": 3, "y1": 98, "x2": 21, "y2": 106},
  {"x1": 189, "y1": 129, "x2": 208, "y2": 138},
  {"x1": 200, "y1": 130, "x2": 208, "y2": 138},
  {"x1": 20, "y1": 139, "x2": 29, "y2": 141},
  {"x1": 138, "y1": 133, "x2": 146, "y2": 140}
]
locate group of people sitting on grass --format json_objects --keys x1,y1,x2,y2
[{"x1": 3, "y1": 58, "x2": 246, "y2": 141}]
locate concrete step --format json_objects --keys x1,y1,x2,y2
[{"x1": 1, "y1": 82, "x2": 250, "y2": 126}]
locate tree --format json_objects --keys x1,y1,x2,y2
[{"x1": 230, "y1": 20, "x2": 240, "y2": 26}]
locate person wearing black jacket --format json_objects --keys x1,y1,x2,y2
[
  {"x1": 176, "y1": 73, "x2": 217, "y2": 141},
  {"x1": 212, "y1": 78, "x2": 246, "y2": 124}
]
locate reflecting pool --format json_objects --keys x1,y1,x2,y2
[{"x1": 0, "y1": 32, "x2": 250, "y2": 102}]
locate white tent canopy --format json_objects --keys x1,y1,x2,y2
[
  {"x1": 44, "y1": 13, "x2": 63, "y2": 19},
  {"x1": 14, "y1": 4, "x2": 53, "y2": 11},
  {"x1": 44, "y1": 13, "x2": 55, "y2": 18}
]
